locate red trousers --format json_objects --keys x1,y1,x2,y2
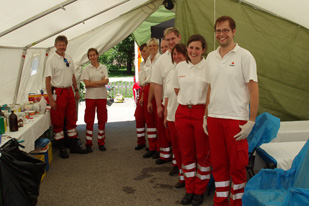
[
  {"x1": 155, "y1": 105, "x2": 171, "y2": 161},
  {"x1": 134, "y1": 98, "x2": 146, "y2": 145},
  {"x1": 167, "y1": 121, "x2": 184, "y2": 182},
  {"x1": 84, "y1": 99, "x2": 107, "y2": 146},
  {"x1": 143, "y1": 84, "x2": 158, "y2": 151},
  {"x1": 51, "y1": 87, "x2": 77, "y2": 140},
  {"x1": 175, "y1": 104, "x2": 211, "y2": 195},
  {"x1": 207, "y1": 117, "x2": 248, "y2": 206}
]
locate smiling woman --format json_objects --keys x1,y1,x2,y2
[{"x1": 173, "y1": 34, "x2": 210, "y2": 205}]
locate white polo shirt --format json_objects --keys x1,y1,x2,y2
[
  {"x1": 151, "y1": 50, "x2": 174, "y2": 86},
  {"x1": 81, "y1": 63, "x2": 108, "y2": 99},
  {"x1": 44, "y1": 51, "x2": 75, "y2": 88},
  {"x1": 140, "y1": 53, "x2": 160, "y2": 86},
  {"x1": 164, "y1": 66, "x2": 178, "y2": 122},
  {"x1": 173, "y1": 59, "x2": 208, "y2": 105},
  {"x1": 203, "y1": 44, "x2": 258, "y2": 120}
]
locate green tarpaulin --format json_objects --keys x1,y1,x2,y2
[{"x1": 174, "y1": 0, "x2": 309, "y2": 121}]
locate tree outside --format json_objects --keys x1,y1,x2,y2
[{"x1": 98, "y1": 35, "x2": 135, "y2": 77}]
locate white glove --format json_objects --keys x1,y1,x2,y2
[
  {"x1": 234, "y1": 120, "x2": 255, "y2": 141},
  {"x1": 203, "y1": 116, "x2": 208, "y2": 135}
]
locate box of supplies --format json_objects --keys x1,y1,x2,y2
[
  {"x1": 30, "y1": 142, "x2": 53, "y2": 172},
  {"x1": 28, "y1": 93, "x2": 49, "y2": 104}
]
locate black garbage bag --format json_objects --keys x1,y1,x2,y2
[{"x1": 0, "y1": 138, "x2": 46, "y2": 206}]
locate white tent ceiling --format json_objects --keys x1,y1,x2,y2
[
  {"x1": 1, "y1": 0, "x2": 308, "y2": 49},
  {"x1": 242, "y1": 0, "x2": 309, "y2": 30},
  {"x1": 0, "y1": 0, "x2": 162, "y2": 48}
]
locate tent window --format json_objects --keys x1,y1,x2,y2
[{"x1": 30, "y1": 55, "x2": 40, "y2": 76}]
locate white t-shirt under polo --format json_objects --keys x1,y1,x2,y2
[
  {"x1": 44, "y1": 51, "x2": 75, "y2": 88},
  {"x1": 82, "y1": 63, "x2": 108, "y2": 99},
  {"x1": 164, "y1": 66, "x2": 178, "y2": 122},
  {"x1": 173, "y1": 59, "x2": 208, "y2": 105},
  {"x1": 141, "y1": 53, "x2": 160, "y2": 85},
  {"x1": 203, "y1": 44, "x2": 258, "y2": 120}
]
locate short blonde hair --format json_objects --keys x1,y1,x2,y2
[
  {"x1": 163, "y1": 27, "x2": 180, "y2": 37},
  {"x1": 147, "y1": 38, "x2": 159, "y2": 47}
]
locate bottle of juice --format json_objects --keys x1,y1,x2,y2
[{"x1": 9, "y1": 111, "x2": 18, "y2": 132}]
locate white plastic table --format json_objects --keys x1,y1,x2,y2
[{"x1": 0, "y1": 111, "x2": 51, "y2": 152}]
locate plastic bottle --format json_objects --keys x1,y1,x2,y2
[
  {"x1": 0, "y1": 116, "x2": 5, "y2": 134},
  {"x1": 38, "y1": 90, "x2": 47, "y2": 114},
  {"x1": 9, "y1": 111, "x2": 18, "y2": 132},
  {"x1": 18, "y1": 118, "x2": 24, "y2": 127}
]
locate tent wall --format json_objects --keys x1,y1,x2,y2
[
  {"x1": 16, "y1": 49, "x2": 48, "y2": 104},
  {"x1": 175, "y1": 0, "x2": 309, "y2": 121},
  {"x1": 0, "y1": 48, "x2": 23, "y2": 105}
]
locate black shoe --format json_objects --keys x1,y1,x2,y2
[
  {"x1": 181, "y1": 193, "x2": 194, "y2": 205},
  {"x1": 59, "y1": 148, "x2": 69, "y2": 159},
  {"x1": 146, "y1": 147, "x2": 149, "y2": 151},
  {"x1": 175, "y1": 181, "x2": 185, "y2": 189},
  {"x1": 99, "y1": 145, "x2": 106, "y2": 151},
  {"x1": 152, "y1": 151, "x2": 160, "y2": 159},
  {"x1": 156, "y1": 158, "x2": 171, "y2": 165},
  {"x1": 135, "y1": 144, "x2": 146, "y2": 150},
  {"x1": 86, "y1": 145, "x2": 93, "y2": 153},
  {"x1": 69, "y1": 138, "x2": 88, "y2": 154},
  {"x1": 143, "y1": 150, "x2": 155, "y2": 158},
  {"x1": 169, "y1": 166, "x2": 179, "y2": 176},
  {"x1": 191, "y1": 194, "x2": 204, "y2": 206}
]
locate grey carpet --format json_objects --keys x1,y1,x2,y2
[{"x1": 37, "y1": 121, "x2": 214, "y2": 206}]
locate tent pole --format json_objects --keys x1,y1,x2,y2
[
  {"x1": 25, "y1": 0, "x2": 129, "y2": 48},
  {"x1": 0, "y1": 0, "x2": 77, "y2": 38},
  {"x1": 13, "y1": 48, "x2": 27, "y2": 104},
  {"x1": 41, "y1": 48, "x2": 51, "y2": 91},
  {"x1": 213, "y1": 0, "x2": 216, "y2": 51}
]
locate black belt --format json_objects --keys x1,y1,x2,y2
[
  {"x1": 179, "y1": 104, "x2": 205, "y2": 109},
  {"x1": 52, "y1": 86, "x2": 71, "y2": 95}
]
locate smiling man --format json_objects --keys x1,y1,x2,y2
[
  {"x1": 160, "y1": 38, "x2": 169, "y2": 54},
  {"x1": 203, "y1": 16, "x2": 259, "y2": 206},
  {"x1": 45, "y1": 35, "x2": 87, "y2": 159}
]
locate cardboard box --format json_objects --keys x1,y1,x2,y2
[
  {"x1": 28, "y1": 94, "x2": 49, "y2": 104},
  {"x1": 30, "y1": 142, "x2": 52, "y2": 172}
]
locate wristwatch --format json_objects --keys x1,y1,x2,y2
[{"x1": 74, "y1": 89, "x2": 78, "y2": 92}]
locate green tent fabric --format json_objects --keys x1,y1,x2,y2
[
  {"x1": 175, "y1": 0, "x2": 309, "y2": 121},
  {"x1": 132, "y1": 6, "x2": 175, "y2": 46}
]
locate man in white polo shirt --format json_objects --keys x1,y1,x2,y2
[
  {"x1": 45, "y1": 35, "x2": 87, "y2": 159},
  {"x1": 151, "y1": 27, "x2": 181, "y2": 165},
  {"x1": 160, "y1": 38, "x2": 169, "y2": 54},
  {"x1": 203, "y1": 16, "x2": 259, "y2": 206}
]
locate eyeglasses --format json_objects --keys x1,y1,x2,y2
[
  {"x1": 63, "y1": 58, "x2": 69, "y2": 67},
  {"x1": 215, "y1": 29, "x2": 231, "y2": 34}
]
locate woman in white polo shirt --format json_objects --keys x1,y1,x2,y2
[
  {"x1": 164, "y1": 43, "x2": 187, "y2": 188},
  {"x1": 173, "y1": 35, "x2": 211, "y2": 206},
  {"x1": 139, "y1": 38, "x2": 161, "y2": 158},
  {"x1": 82, "y1": 48, "x2": 109, "y2": 153}
]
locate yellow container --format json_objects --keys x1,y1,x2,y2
[{"x1": 34, "y1": 154, "x2": 46, "y2": 182}]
